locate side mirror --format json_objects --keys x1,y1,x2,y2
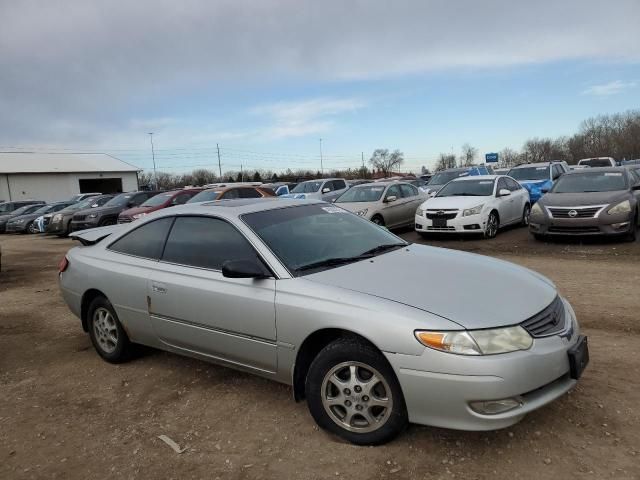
[
  {"x1": 127, "y1": 201, "x2": 136, "y2": 208},
  {"x1": 497, "y1": 189, "x2": 511, "y2": 197},
  {"x1": 541, "y1": 187, "x2": 550, "y2": 194},
  {"x1": 222, "y1": 260, "x2": 269, "y2": 279},
  {"x1": 322, "y1": 187, "x2": 331, "y2": 193},
  {"x1": 385, "y1": 195, "x2": 398, "y2": 203},
  {"x1": 632, "y1": 184, "x2": 640, "y2": 191}
]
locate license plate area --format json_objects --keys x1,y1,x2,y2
[
  {"x1": 568, "y1": 335, "x2": 589, "y2": 380},
  {"x1": 433, "y1": 217, "x2": 447, "y2": 228}
]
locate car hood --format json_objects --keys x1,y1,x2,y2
[
  {"x1": 539, "y1": 191, "x2": 629, "y2": 207},
  {"x1": 281, "y1": 192, "x2": 320, "y2": 199},
  {"x1": 306, "y1": 244, "x2": 557, "y2": 329},
  {"x1": 76, "y1": 205, "x2": 123, "y2": 216},
  {"x1": 422, "y1": 196, "x2": 491, "y2": 210},
  {"x1": 120, "y1": 205, "x2": 159, "y2": 217}
]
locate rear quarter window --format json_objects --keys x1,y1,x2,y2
[{"x1": 108, "y1": 217, "x2": 174, "y2": 260}]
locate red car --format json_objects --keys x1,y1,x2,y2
[{"x1": 117, "y1": 189, "x2": 202, "y2": 223}]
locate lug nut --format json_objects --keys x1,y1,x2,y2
[
  {"x1": 355, "y1": 405, "x2": 363, "y2": 411},
  {"x1": 345, "y1": 400, "x2": 352, "y2": 407},
  {"x1": 362, "y1": 395, "x2": 369, "y2": 402},
  {"x1": 343, "y1": 388, "x2": 351, "y2": 395},
  {"x1": 354, "y1": 386, "x2": 362, "y2": 393}
]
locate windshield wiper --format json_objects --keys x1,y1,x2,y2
[
  {"x1": 295, "y1": 244, "x2": 405, "y2": 273},
  {"x1": 358, "y1": 243, "x2": 406, "y2": 256}
]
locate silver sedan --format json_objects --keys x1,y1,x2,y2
[{"x1": 59, "y1": 199, "x2": 588, "y2": 445}]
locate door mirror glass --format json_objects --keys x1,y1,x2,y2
[
  {"x1": 384, "y1": 195, "x2": 397, "y2": 203},
  {"x1": 222, "y1": 260, "x2": 269, "y2": 279},
  {"x1": 497, "y1": 189, "x2": 511, "y2": 197}
]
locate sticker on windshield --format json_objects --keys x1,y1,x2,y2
[
  {"x1": 369, "y1": 187, "x2": 384, "y2": 191},
  {"x1": 321, "y1": 206, "x2": 345, "y2": 213},
  {"x1": 536, "y1": 167, "x2": 546, "y2": 170},
  {"x1": 478, "y1": 181, "x2": 493, "y2": 184},
  {"x1": 604, "y1": 172, "x2": 622, "y2": 176}
]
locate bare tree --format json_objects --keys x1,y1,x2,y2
[
  {"x1": 435, "y1": 153, "x2": 457, "y2": 171},
  {"x1": 369, "y1": 148, "x2": 404, "y2": 177},
  {"x1": 499, "y1": 148, "x2": 520, "y2": 168},
  {"x1": 459, "y1": 143, "x2": 478, "y2": 167}
]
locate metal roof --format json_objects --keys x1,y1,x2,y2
[{"x1": 0, "y1": 152, "x2": 140, "y2": 174}]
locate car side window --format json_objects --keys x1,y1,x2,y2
[
  {"x1": 221, "y1": 189, "x2": 240, "y2": 199},
  {"x1": 172, "y1": 193, "x2": 191, "y2": 205},
  {"x1": 497, "y1": 178, "x2": 508, "y2": 193},
  {"x1": 109, "y1": 217, "x2": 174, "y2": 260},
  {"x1": 239, "y1": 188, "x2": 262, "y2": 199},
  {"x1": 322, "y1": 182, "x2": 334, "y2": 192},
  {"x1": 399, "y1": 184, "x2": 415, "y2": 198},
  {"x1": 552, "y1": 165, "x2": 563, "y2": 179},
  {"x1": 504, "y1": 177, "x2": 520, "y2": 191},
  {"x1": 161, "y1": 216, "x2": 262, "y2": 270},
  {"x1": 332, "y1": 179, "x2": 346, "y2": 190},
  {"x1": 131, "y1": 193, "x2": 147, "y2": 206},
  {"x1": 385, "y1": 185, "x2": 401, "y2": 200}
]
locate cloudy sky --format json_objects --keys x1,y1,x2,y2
[{"x1": 1, "y1": 0, "x2": 639, "y2": 172}]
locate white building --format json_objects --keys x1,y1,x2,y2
[{"x1": 0, "y1": 152, "x2": 140, "y2": 203}]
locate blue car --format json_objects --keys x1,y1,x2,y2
[
  {"x1": 507, "y1": 161, "x2": 569, "y2": 203},
  {"x1": 424, "y1": 165, "x2": 492, "y2": 196}
]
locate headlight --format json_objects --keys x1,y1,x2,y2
[
  {"x1": 15, "y1": 219, "x2": 25, "y2": 224},
  {"x1": 607, "y1": 200, "x2": 631, "y2": 215},
  {"x1": 416, "y1": 207, "x2": 426, "y2": 216},
  {"x1": 53, "y1": 214, "x2": 62, "y2": 222},
  {"x1": 355, "y1": 209, "x2": 368, "y2": 217},
  {"x1": 462, "y1": 204, "x2": 484, "y2": 217},
  {"x1": 531, "y1": 203, "x2": 543, "y2": 215},
  {"x1": 415, "y1": 326, "x2": 532, "y2": 356},
  {"x1": 88, "y1": 213, "x2": 98, "y2": 219}
]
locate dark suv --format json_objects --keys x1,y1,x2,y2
[{"x1": 70, "y1": 191, "x2": 162, "y2": 231}]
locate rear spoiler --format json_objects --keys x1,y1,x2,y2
[{"x1": 69, "y1": 224, "x2": 125, "y2": 246}]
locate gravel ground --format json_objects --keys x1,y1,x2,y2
[{"x1": 1, "y1": 228, "x2": 639, "y2": 480}]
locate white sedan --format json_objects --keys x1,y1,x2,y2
[{"x1": 414, "y1": 175, "x2": 531, "y2": 238}]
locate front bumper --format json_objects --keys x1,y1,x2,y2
[
  {"x1": 385, "y1": 299, "x2": 584, "y2": 430},
  {"x1": 414, "y1": 212, "x2": 485, "y2": 234},
  {"x1": 530, "y1": 210, "x2": 634, "y2": 236},
  {"x1": 47, "y1": 217, "x2": 71, "y2": 235},
  {"x1": 70, "y1": 219, "x2": 100, "y2": 232},
  {"x1": 5, "y1": 222, "x2": 27, "y2": 233}
]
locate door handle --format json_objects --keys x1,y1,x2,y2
[{"x1": 151, "y1": 282, "x2": 167, "y2": 294}]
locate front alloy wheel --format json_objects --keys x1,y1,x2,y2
[
  {"x1": 521, "y1": 204, "x2": 531, "y2": 226},
  {"x1": 27, "y1": 222, "x2": 38, "y2": 234},
  {"x1": 484, "y1": 212, "x2": 499, "y2": 239},
  {"x1": 306, "y1": 338, "x2": 408, "y2": 445}
]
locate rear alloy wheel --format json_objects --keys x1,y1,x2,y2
[
  {"x1": 306, "y1": 338, "x2": 408, "y2": 445},
  {"x1": 87, "y1": 296, "x2": 133, "y2": 363},
  {"x1": 484, "y1": 211, "x2": 499, "y2": 239},
  {"x1": 371, "y1": 215, "x2": 385, "y2": 226},
  {"x1": 27, "y1": 221, "x2": 38, "y2": 234},
  {"x1": 521, "y1": 204, "x2": 531, "y2": 226}
]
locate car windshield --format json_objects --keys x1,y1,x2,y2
[
  {"x1": 243, "y1": 204, "x2": 406, "y2": 276},
  {"x1": 579, "y1": 159, "x2": 613, "y2": 167},
  {"x1": 291, "y1": 181, "x2": 322, "y2": 193},
  {"x1": 66, "y1": 198, "x2": 99, "y2": 211},
  {"x1": 335, "y1": 185, "x2": 386, "y2": 203},
  {"x1": 436, "y1": 179, "x2": 495, "y2": 197},
  {"x1": 32, "y1": 204, "x2": 55, "y2": 215},
  {"x1": 428, "y1": 171, "x2": 467, "y2": 185},
  {"x1": 508, "y1": 166, "x2": 550, "y2": 181},
  {"x1": 6, "y1": 205, "x2": 34, "y2": 216},
  {"x1": 551, "y1": 172, "x2": 628, "y2": 193},
  {"x1": 104, "y1": 193, "x2": 135, "y2": 207},
  {"x1": 140, "y1": 192, "x2": 173, "y2": 207},
  {"x1": 187, "y1": 190, "x2": 220, "y2": 203}
]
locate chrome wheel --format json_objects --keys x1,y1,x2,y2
[
  {"x1": 485, "y1": 212, "x2": 498, "y2": 238},
  {"x1": 92, "y1": 307, "x2": 118, "y2": 354},
  {"x1": 28, "y1": 222, "x2": 38, "y2": 234},
  {"x1": 321, "y1": 361, "x2": 392, "y2": 433}
]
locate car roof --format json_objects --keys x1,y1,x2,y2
[
  {"x1": 564, "y1": 167, "x2": 627, "y2": 175},
  {"x1": 152, "y1": 198, "x2": 324, "y2": 219},
  {"x1": 509, "y1": 162, "x2": 554, "y2": 168},
  {"x1": 453, "y1": 174, "x2": 499, "y2": 181}
]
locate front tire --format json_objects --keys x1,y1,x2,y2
[
  {"x1": 484, "y1": 211, "x2": 499, "y2": 239},
  {"x1": 624, "y1": 213, "x2": 637, "y2": 242},
  {"x1": 305, "y1": 338, "x2": 408, "y2": 445},
  {"x1": 99, "y1": 218, "x2": 117, "y2": 227},
  {"x1": 371, "y1": 215, "x2": 385, "y2": 226},
  {"x1": 87, "y1": 296, "x2": 133, "y2": 363},
  {"x1": 27, "y1": 221, "x2": 38, "y2": 234},
  {"x1": 521, "y1": 204, "x2": 531, "y2": 226}
]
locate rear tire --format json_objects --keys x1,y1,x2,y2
[
  {"x1": 87, "y1": 296, "x2": 133, "y2": 363},
  {"x1": 99, "y1": 218, "x2": 117, "y2": 227},
  {"x1": 305, "y1": 337, "x2": 408, "y2": 445}
]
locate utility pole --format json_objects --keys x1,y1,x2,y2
[
  {"x1": 216, "y1": 143, "x2": 222, "y2": 180},
  {"x1": 319, "y1": 138, "x2": 324, "y2": 176},
  {"x1": 361, "y1": 152, "x2": 365, "y2": 178},
  {"x1": 148, "y1": 133, "x2": 157, "y2": 189},
  {"x1": 240, "y1": 164, "x2": 244, "y2": 182}
]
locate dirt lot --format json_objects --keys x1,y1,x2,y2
[{"x1": 1, "y1": 229, "x2": 639, "y2": 480}]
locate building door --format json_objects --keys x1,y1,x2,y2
[{"x1": 78, "y1": 178, "x2": 123, "y2": 193}]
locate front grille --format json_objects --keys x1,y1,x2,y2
[
  {"x1": 427, "y1": 226, "x2": 456, "y2": 231},
  {"x1": 548, "y1": 226, "x2": 600, "y2": 234},
  {"x1": 520, "y1": 296, "x2": 566, "y2": 337},
  {"x1": 73, "y1": 215, "x2": 86, "y2": 221},
  {"x1": 547, "y1": 206, "x2": 602, "y2": 218},
  {"x1": 426, "y1": 211, "x2": 458, "y2": 220},
  {"x1": 118, "y1": 217, "x2": 132, "y2": 224}
]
